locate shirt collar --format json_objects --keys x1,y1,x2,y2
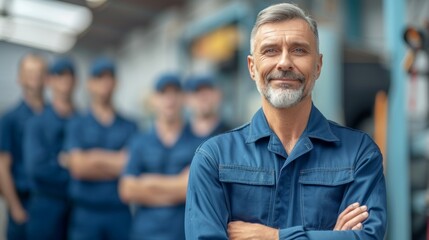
[
  {"x1": 88, "y1": 109, "x2": 118, "y2": 128},
  {"x1": 19, "y1": 99, "x2": 47, "y2": 115},
  {"x1": 19, "y1": 100, "x2": 32, "y2": 112},
  {"x1": 46, "y1": 104, "x2": 75, "y2": 121},
  {"x1": 246, "y1": 104, "x2": 339, "y2": 144},
  {"x1": 304, "y1": 104, "x2": 339, "y2": 142},
  {"x1": 246, "y1": 108, "x2": 273, "y2": 143}
]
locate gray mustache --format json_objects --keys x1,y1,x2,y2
[{"x1": 266, "y1": 71, "x2": 305, "y2": 83}]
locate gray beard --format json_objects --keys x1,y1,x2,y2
[{"x1": 257, "y1": 82, "x2": 305, "y2": 109}]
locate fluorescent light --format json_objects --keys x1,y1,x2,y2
[
  {"x1": 0, "y1": 16, "x2": 76, "y2": 53},
  {"x1": 0, "y1": 0, "x2": 92, "y2": 52},
  {"x1": 86, "y1": 0, "x2": 107, "y2": 9},
  {"x1": 8, "y1": 0, "x2": 92, "y2": 34}
]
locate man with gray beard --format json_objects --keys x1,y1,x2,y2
[
  {"x1": 185, "y1": 3, "x2": 386, "y2": 240},
  {"x1": 257, "y1": 70, "x2": 307, "y2": 108}
]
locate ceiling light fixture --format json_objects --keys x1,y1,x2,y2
[
  {"x1": 86, "y1": 0, "x2": 107, "y2": 9},
  {"x1": 0, "y1": 0, "x2": 92, "y2": 53}
]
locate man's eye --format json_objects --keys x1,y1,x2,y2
[
  {"x1": 263, "y1": 48, "x2": 277, "y2": 55},
  {"x1": 293, "y1": 48, "x2": 308, "y2": 54}
]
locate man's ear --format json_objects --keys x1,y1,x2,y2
[
  {"x1": 315, "y1": 54, "x2": 323, "y2": 80},
  {"x1": 247, "y1": 55, "x2": 256, "y2": 81}
]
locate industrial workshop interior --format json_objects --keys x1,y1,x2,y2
[{"x1": 0, "y1": 0, "x2": 428, "y2": 239}]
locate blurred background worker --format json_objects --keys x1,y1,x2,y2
[
  {"x1": 185, "y1": 74, "x2": 230, "y2": 140},
  {"x1": 23, "y1": 57, "x2": 76, "y2": 240},
  {"x1": 0, "y1": 53, "x2": 46, "y2": 240},
  {"x1": 63, "y1": 57, "x2": 137, "y2": 240},
  {"x1": 119, "y1": 74, "x2": 201, "y2": 240}
]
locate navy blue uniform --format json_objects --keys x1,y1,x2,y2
[
  {"x1": 123, "y1": 123, "x2": 201, "y2": 240},
  {"x1": 0, "y1": 101, "x2": 41, "y2": 240},
  {"x1": 185, "y1": 106, "x2": 387, "y2": 239},
  {"x1": 64, "y1": 111, "x2": 137, "y2": 240},
  {"x1": 23, "y1": 104, "x2": 74, "y2": 240}
]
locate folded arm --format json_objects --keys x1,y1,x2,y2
[
  {"x1": 230, "y1": 150, "x2": 386, "y2": 240},
  {"x1": 228, "y1": 203, "x2": 369, "y2": 240},
  {"x1": 120, "y1": 167, "x2": 189, "y2": 206},
  {"x1": 185, "y1": 147, "x2": 386, "y2": 240},
  {"x1": 65, "y1": 149, "x2": 127, "y2": 180}
]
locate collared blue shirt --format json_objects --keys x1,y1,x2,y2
[
  {"x1": 0, "y1": 101, "x2": 42, "y2": 193},
  {"x1": 123, "y1": 123, "x2": 202, "y2": 240},
  {"x1": 23, "y1": 104, "x2": 74, "y2": 198},
  {"x1": 64, "y1": 111, "x2": 137, "y2": 208},
  {"x1": 185, "y1": 105, "x2": 387, "y2": 240}
]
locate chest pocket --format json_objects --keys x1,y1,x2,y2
[
  {"x1": 299, "y1": 168, "x2": 354, "y2": 230},
  {"x1": 219, "y1": 165, "x2": 275, "y2": 224}
]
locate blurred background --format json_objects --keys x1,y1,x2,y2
[{"x1": 0, "y1": 0, "x2": 428, "y2": 239}]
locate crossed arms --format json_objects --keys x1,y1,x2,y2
[
  {"x1": 62, "y1": 149, "x2": 126, "y2": 180},
  {"x1": 119, "y1": 168, "x2": 189, "y2": 206},
  {"x1": 185, "y1": 149, "x2": 387, "y2": 240},
  {"x1": 227, "y1": 203, "x2": 369, "y2": 240}
]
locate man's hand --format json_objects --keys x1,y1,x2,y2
[
  {"x1": 10, "y1": 204, "x2": 27, "y2": 224},
  {"x1": 334, "y1": 202, "x2": 368, "y2": 230},
  {"x1": 228, "y1": 221, "x2": 278, "y2": 240},
  {"x1": 227, "y1": 202, "x2": 367, "y2": 239}
]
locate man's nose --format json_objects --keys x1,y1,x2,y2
[{"x1": 277, "y1": 51, "x2": 293, "y2": 71}]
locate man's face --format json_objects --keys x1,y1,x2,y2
[
  {"x1": 19, "y1": 56, "x2": 46, "y2": 94},
  {"x1": 155, "y1": 85, "x2": 184, "y2": 120},
  {"x1": 49, "y1": 72, "x2": 75, "y2": 100},
  {"x1": 248, "y1": 19, "x2": 322, "y2": 109},
  {"x1": 87, "y1": 72, "x2": 116, "y2": 103},
  {"x1": 187, "y1": 86, "x2": 221, "y2": 118}
]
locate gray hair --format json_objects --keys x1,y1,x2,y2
[{"x1": 250, "y1": 3, "x2": 319, "y2": 54}]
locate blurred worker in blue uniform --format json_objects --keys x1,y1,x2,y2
[
  {"x1": 0, "y1": 53, "x2": 46, "y2": 240},
  {"x1": 119, "y1": 74, "x2": 201, "y2": 240},
  {"x1": 63, "y1": 57, "x2": 137, "y2": 240},
  {"x1": 23, "y1": 57, "x2": 76, "y2": 240},
  {"x1": 185, "y1": 74, "x2": 230, "y2": 140}
]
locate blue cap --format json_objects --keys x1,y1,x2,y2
[
  {"x1": 184, "y1": 75, "x2": 215, "y2": 92},
  {"x1": 49, "y1": 57, "x2": 75, "y2": 76},
  {"x1": 90, "y1": 57, "x2": 115, "y2": 77},
  {"x1": 155, "y1": 73, "x2": 182, "y2": 92}
]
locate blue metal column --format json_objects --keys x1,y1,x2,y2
[
  {"x1": 384, "y1": 0, "x2": 411, "y2": 239},
  {"x1": 344, "y1": 0, "x2": 362, "y2": 45}
]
